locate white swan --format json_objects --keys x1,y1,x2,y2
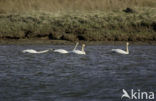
[
  {"x1": 22, "y1": 49, "x2": 49, "y2": 54},
  {"x1": 72, "y1": 44, "x2": 86, "y2": 55},
  {"x1": 51, "y1": 42, "x2": 79, "y2": 54},
  {"x1": 53, "y1": 49, "x2": 69, "y2": 54},
  {"x1": 111, "y1": 42, "x2": 129, "y2": 55}
]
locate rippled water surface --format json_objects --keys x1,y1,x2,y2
[{"x1": 0, "y1": 44, "x2": 156, "y2": 101}]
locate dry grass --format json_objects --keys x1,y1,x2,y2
[
  {"x1": 0, "y1": 8, "x2": 155, "y2": 41},
  {"x1": 0, "y1": 0, "x2": 156, "y2": 13},
  {"x1": 0, "y1": 0, "x2": 156, "y2": 41}
]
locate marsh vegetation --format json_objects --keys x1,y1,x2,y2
[{"x1": 0, "y1": 0, "x2": 156, "y2": 42}]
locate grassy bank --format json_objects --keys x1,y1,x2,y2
[
  {"x1": 0, "y1": 0, "x2": 156, "y2": 42},
  {"x1": 0, "y1": 8, "x2": 156, "y2": 42}
]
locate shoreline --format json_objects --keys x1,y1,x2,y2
[{"x1": 0, "y1": 39, "x2": 156, "y2": 45}]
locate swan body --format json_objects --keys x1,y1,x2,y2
[
  {"x1": 72, "y1": 49, "x2": 86, "y2": 55},
  {"x1": 22, "y1": 49, "x2": 49, "y2": 54},
  {"x1": 111, "y1": 42, "x2": 129, "y2": 55},
  {"x1": 52, "y1": 42, "x2": 79, "y2": 54},
  {"x1": 111, "y1": 49, "x2": 129, "y2": 54},
  {"x1": 72, "y1": 44, "x2": 86, "y2": 55},
  {"x1": 53, "y1": 49, "x2": 69, "y2": 54}
]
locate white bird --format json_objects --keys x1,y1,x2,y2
[
  {"x1": 111, "y1": 42, "x2": 129, "y2": 55},
  {"x1": 53, "y1": 49, "x2": 69, "y2": 54},
  {"x1": 72, "y1": 44, "x2": 86, "y2": 55},
  {"x1": 51, "y1": 42, "x2": 79, "y2": 54},
  {"x1": 22, "y1": 49, "x2": 49, "y2": 54}
]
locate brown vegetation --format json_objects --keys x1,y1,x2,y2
[{"x1": 0, "y1": 0, "x2": 156, "y2": 42}]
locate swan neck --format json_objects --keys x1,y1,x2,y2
[
  {"x1": 82, "y1": 46, "x2": 85, "y2": 52},
  {"x1": 126, "y1": 44, "x2": 129, "y2": 53},
  {"x1": 73, "y1": 43, "x2": 78, "y2": 50}
]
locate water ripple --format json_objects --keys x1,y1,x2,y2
[{"x1": 0, "y1": 45, "x2": 156, "y2": 101}]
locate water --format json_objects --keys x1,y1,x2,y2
[{"x1": 0, "y1": 44, "x2": 156, "y2": 101}]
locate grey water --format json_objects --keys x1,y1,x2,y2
[{"x1": 0, "y1": 44, "x2": 156, "y2": 101}]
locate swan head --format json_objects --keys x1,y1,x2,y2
[
  {"x1": 126, "y1": 42, "x2": 129, "y2": 46},
  {"x1": 82, "y1": 44, "x2": 85, "y2": 47}
]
